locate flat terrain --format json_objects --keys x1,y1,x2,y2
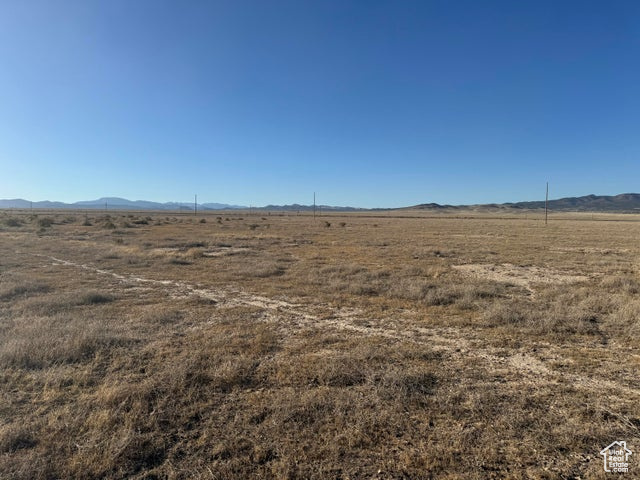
[{"x1": 1, "y1": 210, "x2": 639, "y2": 479}]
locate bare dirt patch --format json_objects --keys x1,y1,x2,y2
[
  {"x1": 149, "y1": 247, "x2": 181, "y2": 254},
  {"x1": 453, "y1": 262, "x2": 591, "y2": 291},
  {"x1": 202, "y1": 246, "x2": 250, "y2": 257},
  {"x1": 552, "y1": 246, "x2": 631, "y2": 255}
]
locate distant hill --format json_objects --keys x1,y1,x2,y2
[
  {"x1": 505, "y1": 193, "x2": 640, "y2": 211},
  {"x1": 410, "y1": 193, "x2": 640, "y2": 212},
  {"x1": 0, "y1": 199, "x2": 69, "y2": 209},
  {"x1": 261, "y1": 204, "x2": 368, "y2": 212},
  {"x1": 410, "y1": 202, "x2": 461, "y2": 210}
]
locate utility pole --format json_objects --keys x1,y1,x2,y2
[
  {"x1": 545, "y1": 182, "x2": 548, "y2": 226},
  {"x1": 194, "y1": 194, "x2": 197, "y2": 216},
  {"x1": 313, "y1": 192, "x2": 316, "y2": 220}
]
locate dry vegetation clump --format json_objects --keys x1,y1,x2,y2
[
  {"x1": 78, "y1": 291, "x2": 115, "y2": 305},
  {"x1": 600, "y1": 274, "x2": 640, "y2": 294},
  {"x1": 210, "y1": 250, "x2": 292, "y2": 279},
  {"x1": 389, "y1": 276, "x2": 508, "y2": 308},
  {"x1": 3, "y1": 217, "x2": 22, "y2": 227},
  {"x1": 16, "y1": 290, "x2": 115, "y2": 315},
  {"x1": 482, "y1": 298, "x2": 601, "y2": 337},
  {"x1": 235, "y1": 258, "x2": 288, "y2": 278},
  {"x1": 139, "y1": 308, "x2": 184, "y2": 325},
  {"x1": 167, "y1": 257, "x2": 192, "y2": 265},
  {"x1": 12, "y1": 285, "x2": 115, "y2": 317},
  {"x1": 304, "y1": 263, "x2": 508, "y2": 309},
  {"x1": 312, "y1": 264, "x2": 391, "y2": 296},
  {"x1": 480, "y1": 274, "x2": 640, "y2": 345},
  {"x1": 0, "y1": 280, "x2": 51, "y2": 301},
  {"x1": 0, "y1": 314, "x2": 130, "y2": 369},
  {"x1": 0, "y1": 422, "x2": 39, "y2": 455},
  {"x1": 0, "y1": 284, "x2": 126, "y2": 370}
]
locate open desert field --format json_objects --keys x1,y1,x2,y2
[{"x1": 1, "y1": 209, "x2": 639, "y2": 479}]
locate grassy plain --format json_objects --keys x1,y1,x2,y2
[{"x1": 1, "y1": 209, "x2": 639, "y2": 479}]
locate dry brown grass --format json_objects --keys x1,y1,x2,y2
[{"x1": 1, "y1": 209, "x2": 639, "y2": 478}]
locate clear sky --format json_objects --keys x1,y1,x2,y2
[{"x1": 1, "y1": 0, "x2": 639, "y2": 208}]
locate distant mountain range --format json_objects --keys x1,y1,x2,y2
[
  {"x1": 2, "y1": 193, "x2": 640, "y2": 212},
  {"x1": 411, "y1": 193, "x2": 640, "y2": 212},
  {"x1": 0, "y1": 197, "x2": 246, "y2": 211},
  {"x1": 504, "y1": 193, "x2": 640, "y2": 211},
  {"x1": 0, "y1": 197, "x2": 364, "y2": 212}
]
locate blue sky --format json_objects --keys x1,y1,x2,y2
[{"x1": 1, "y1": 0, "x2": 639, "y2": 208}]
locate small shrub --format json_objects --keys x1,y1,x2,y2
[
  {"x1": 38, "y1": 218, "x2": 54, "y2": 228},
  {"x1": 0, "y1": 424, "x2": 37, "y2": 453},
  {"x1": 423, "y1": 288, "x2": 459, "y2": 306},
  {"x1": 237, "y1": 260, "x2": 286, "y2": 278},
  {"x1": 483, "y1": 302, "x2": 531, "y2": 326},
  {"x1": 601, "y1": 275, "x2": 640, "y2": 294},
  {"x1": 200, "y1": 218, "x2": 207, "y2": 223},
  {"x1": 77, "y1": 292, "x2": 114, "y2": 305},
  {"x1": 184, "y1": 242, "x2": 207, "y2": 248},
  {"x1": 169, "y1": 258, "x2": 192, "y2": 265},
  {"x1": 324, "y1": 221, "x2": 331, "y2": 228},
  {"x1": 0, "y1": 282, "x2": 50, "y2": 301},
  {"x1": 142, "y1": 309, "x2": 184, "y2": 324},
  {"x1": 4, "y1": 218, "x2": 21, "y2": 227},
  {"x1": 389, "y1": 278, "x2": 434, "y2": 301},
  {"x1": 376, "y1": 368, "x2": 437, "y2": 405}
]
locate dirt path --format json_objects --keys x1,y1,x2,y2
[{"x1": 36, "y1": 253, "x2": 640, "y2": 398}]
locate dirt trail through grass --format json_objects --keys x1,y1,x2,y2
[{"x1": 34, "y1": 253, "x2": 640, "y2": 400}]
